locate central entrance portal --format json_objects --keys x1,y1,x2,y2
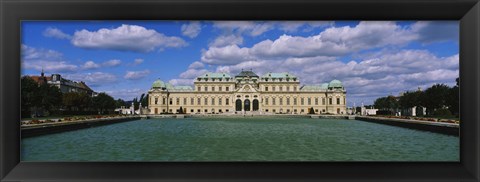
[{"x1": 244, "y1": 99, "x2": 251, "y2": 111}]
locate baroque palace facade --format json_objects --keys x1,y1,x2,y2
[{"x1": 148, "y1": 70, "x2": 347, "y2": 115}]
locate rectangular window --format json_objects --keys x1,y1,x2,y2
[
  {"x1": 219, "y1": 87, "x2": 222, "y2": 91},
  {"x1": 226, "y1": 98, "x2": 229, "y2": 105},
  {"x1": 155, "y1": 98, "x2": 158, "y2": 105},
  {"x1": 294, "y1": 86, "x2": 297, "y2": 91},
  {"x1": 163, "y1": 98, "x2": 166, "y2": 105},
  {"x1": 272, "y1": 86, "x2": 276, "y2": 91},
  {"x1": 176, "y1": 98, "x2": 180, "y2": 105},
  {"x1": 301, "y1": 98, "x2": 304, "y2": 105},
  {"x1": 183, "y1": 98, "x2": 187, "y2": 105},
  {"x1": 219, "y1": 98, "x2": 222, "y2": 105},
  {"x1": 279, "y1": 97, "x2": 283, "y2": 105},
  {"x1": 212, "y1": 97, "x2": 215, "y2": 105},
  {"x1": 294, "y1": 98, "x2": 297, "y2": 105},
  {"x1": 170, "y1": 98, "x2": 173, "y2": 105},
  {"x1": 197, "y1": 98, "x2": 201, "y2": 105},
  {"x1": 337, "y1": 98, "x2": 340, "y2": 105},
  {"x1": 198, "y1": 86, "x2": 201, "y2": 91},
  {"x1": 212, "y1": 86, "x2": 215, "y2": 91},
  {"x1": 226, "y1": 87, "x2": 229, "y2": 91},
  {"x1": 308, "y1": 98, "x2": 311, "y2": 105},
  {"x1": 322, "y1": 98, "x2": 325, "y2": 105},
  {"x1": 329, "y1": 98, "x2": 332, "y2": 105},
  {"x1": 204, "y1": 86, "x2": 208, "y2": 91},
  {"x1": 204, "y1": 98, "x2": 208, "y2": 105},
  {"x1": 265, "y1": 86, "x2": 269, "y2": 91},
  {"x1": 191, "y1": 98, "x2": 194, "y2": 105},
  {"x1": 286, "y1": 86, "x2": 290, "y2": 91},
  {"x1": 286, "y1": 98, "x2": 290, "y2": 105},
  {"x1": 315, "y1": 98, "x2": 319, "y2": 105},
  {"x1": 279, "y1": 86, "x2": 283, "y2": 91},
  {"x1": 265, "y1": 98, "x2": 269, "y2": 105}
]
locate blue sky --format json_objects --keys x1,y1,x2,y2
[{"x1": 21, "y1": 21, "x2": 459, "y2": 106}]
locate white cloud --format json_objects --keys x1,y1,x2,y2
[
  {"x1": 82, "y1": 61, "x2": 101, "y2": 69},
  {"x1": 168, "y1": 78, "x2": 195, "y2": 86},
  {"x1": 124, "y1": 70, "x2": 151, "y2": 80},
  {"x1": 43, "y1": 27, "x2": 72, "y2": 39},
  {"x1": 209, "y1": 34, "x2": 244, "y2": 47},
  {"x1": 213, "y1": 21, "x2": 275, "y2": 37},
  {"x1": 104, "y1": 88, "x2": 145, "y2": 100},
  {"x1": 181, "y1": 21, "x2": 201, "y2": 38},
  {"x1": 133, "y1": 58, "x2": 144, "y2": 65},
  {"x1": 71, "y1": 24, "x2": 187, "y2": 52},
  {"x1": 21, "y1": 45, "x2": 78, "y2": 73},
  {"x1": 63, "y1": 72, "x2": 117, "y2": 87},
  {"x1": 103, "y1": 59, "x2": 122, "y2": 67},
  {"x1": 201, "y1": 44, "x2": 253, "y2": 65}
]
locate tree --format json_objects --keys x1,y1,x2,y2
[
  {"x1": 92, "y1": 93, "x2": 116, "y2": 114},
  {"x1": 37, "y1": 82, "x2": 62, "y2": 114},
  {"x1": 141, "y1": 94, "x2": 149, "y2": 107},
  {"x1": 399, "y1": 91, "x2": 423, "y2": 109},
  {"x1": 63, "y1": 92, "x2": 91, "y2": 111},
  {"x1": 115, "y1": 98, "x2": 127, "y2": 108},
  {"x1": 374, "y1": 95, "x2": 398, "y2": 115},
  {"x1": 21, "y1": 76, "x2": 41, "y2": 117},
  {"x1": 446, "y1": 78, "x2": 459, "y2": 116},
  {"x1": 421, "y1": 84, "x2": 450, "y2": 115}
]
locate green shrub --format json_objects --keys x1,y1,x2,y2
[{"x1": 434, "y1": 108, "x2": 452, "y2": 116}]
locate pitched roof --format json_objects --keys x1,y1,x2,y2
[
  {"x1": 197, "y1": 72, "x2": 232, "y2": 79},
  {"x1": 261, "y1": 72, "x2": 297, "y2": 79},
  {"x1": 235, "y1": 70, "x2": 259, "y2": 78}
]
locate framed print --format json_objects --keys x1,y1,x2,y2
[{"x1": 1, "y1": 0, "x2": 479, "y2": 181}]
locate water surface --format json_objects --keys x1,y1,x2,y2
[{"x1": 21, "y1": 117, "x2": 459, "y2": 161}]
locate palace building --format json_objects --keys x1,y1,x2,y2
[{"x1": 148, "y1": 70, "x2": 347, "y2": 115}]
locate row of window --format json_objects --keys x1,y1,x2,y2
[
  {"x1": 263, "y1": 85, "x2": 297, "y2": 92},
  {"x1": 196, "y1": 86, "x2": 231, "y2": 92},
  {"x1": 153, "y1": 96, "x2": 346, "y2": 106},
  {"x1": 154, "y1": 97, "x2": 230, "y2": 106},
  {"x1": 264, "y1": 97, "x2": 345, "y2": 106}
]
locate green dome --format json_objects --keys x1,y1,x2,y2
[
  {"x1": 328, "y1": 79, "x2": 343, "y2": 88},
  {"x1": 152, "y1": 79, "x2": 166, "y2": 88},
  {"x1": 165, "y1": 83, "x2": 174, "y2": 90}
]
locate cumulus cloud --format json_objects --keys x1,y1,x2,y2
[
  {"x1": 201, "y1": 21, "x2": 420, "y2": 65},
  {"x1": 103, "y1": 59, "x2": 122, "y2": 67},
  {"x1": 21, "y1": 45, "x2": 78, "y2": 73},
  {"x1": 82, "y1": 61, "x2": 101, "y2": 69},
  {"x1": 63, "y1": 72, "x2": 117, "y2": 87},
  {"x1": 201, "y1": 44, "x2": 253, "y2": 65},
  {"x1": 133, "y1": 58, "x2": 144, "y2": 65},
  {"x1": 213, "y1": 21, "x2": 276, "y2": 37},
  {"x1": 181, "y1": 21, "x2": 202, "y2": 38},
  {"x1": 124, "y1": 70, "x2": 151, "y2": 80},
  {"x1": 411, "y1": 21, "x2": 459, "y2": 44},
  {"x1": 104, "y1": 88, "x2": 145, "y2": 100},
  {"x1": 43, "y1": 27, "x2": 72, "y2": 39},
  {"x1": 71, "y1": 24, "x2": 187, "y2": 52},
  {"x1": 209, "y1": 34, "x2": 244, "y2": 47},
  {"x1": 168, "y1": 78, "x2": 195, "y2": 86}
]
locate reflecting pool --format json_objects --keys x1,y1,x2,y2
[{"x1": 21, "y1": 117, "x2": 459, "y2": 161}]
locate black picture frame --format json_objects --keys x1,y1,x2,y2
[{"x1": 1, "y1": 0, "x2": 479, "y2": 181}]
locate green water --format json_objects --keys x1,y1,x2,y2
[{"x1": 21, "y1": 117, "x2": 459, "y2": 161}]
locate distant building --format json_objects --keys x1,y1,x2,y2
[
  {"x1": 148, "y1": 70, "x2": 347, "y2": 115},
  {"x1": 28, "y1": 70, "x2": 96, "y2": 96}
]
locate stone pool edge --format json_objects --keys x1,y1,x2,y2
[{"x1": 21, "y1": 116, "x2": 141, "y2": 138}]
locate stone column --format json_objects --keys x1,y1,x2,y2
[{"x1": 411, "y1": 106, "x2": 416, "y2": 116}]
